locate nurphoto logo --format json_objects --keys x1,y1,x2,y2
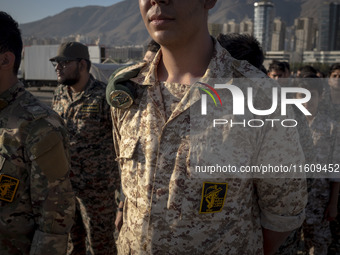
[{"x1": 197, "y1": 82, "x2": 312, "y2": 128}]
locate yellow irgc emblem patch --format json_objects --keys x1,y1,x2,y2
[
  {"x1": 0, "y1": 175, "x2": 19, "y2": 202},
  {"x1": 81, "y1": 104, "x2": 99, "y2": 113},
  {"x1": 199, "y1": 182, "x2": 228, "y2": 214}
]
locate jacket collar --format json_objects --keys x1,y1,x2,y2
[
  {"x1": 130, "y1": 39, "x2": 237, "y2": 123},
  {"x1": 0, "y1": 81, "x2": 24, "y2": 111}
]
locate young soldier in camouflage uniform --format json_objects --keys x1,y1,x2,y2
[
  {"x1": 0, "y1": 11, "x2": 75, "y2": 254},
  {"x1": 108, "y1": 0, "x2": 307, "y2": 254},
  {"x1": 295, "y1": 78, "x2": 340, "y2": 254},
  {"x1": 319, "y1": 63, "x2": 340, "y2": 123},
  {"x1": 50, "y1": 42, "x2": 119, "y2": 255},
  {"x1": 321, "y1": 63, "x2": 340, "y2": 255}
]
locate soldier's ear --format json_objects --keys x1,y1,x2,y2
[
  {"x1": 79, "y1": 59, "x2": 87, "y2": 72},
  {"x1": 204, "y1": 0, "x2": 217, "y2": 10},
  {"x1": 0, "y1": 51, "x2": 15, "y2": 70}
]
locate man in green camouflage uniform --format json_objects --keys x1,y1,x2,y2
[
  {"x1": 0, "y1": 11, "x2": 75, "y2": 254},
  {"x1": 51, "y1": 42, "x2": 119, "y2": 255},
  {"x1": 109, "y1": 1, "x2": 308, "y2": 254}
]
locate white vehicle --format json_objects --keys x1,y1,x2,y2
[{"x1": 20, "y1": 44, "x2": 124, "y2": 86}]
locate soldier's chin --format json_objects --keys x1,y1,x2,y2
[{"x1": 59, "y1": 78, "x2": 78, "y2": 86}]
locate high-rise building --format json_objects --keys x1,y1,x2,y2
[
  {"x1": 284, "y1": 26, "x2": 295, "y2": 52},
  {"x1": 240, "y1": 17, "x2": 253, "y2": 35},
  {"x1": 318, "y1": 2, "x2": 340, "y2": 51},
  {"x1": 254, "y1": 0, "x2": 274, "y2": 52},
  {"x1": 208, "y1": 23, "x2": 223, "y2": 37},
  {"x1": 222, "y1": 20, "x2": 240, "y2": 34},
  {"x1": 294, "y1": 17, "x2": 316, "y2": 52},
  {"x1": 271, "y1": 18, "x2": 286, "y2": 51}
]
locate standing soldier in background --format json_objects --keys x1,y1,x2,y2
[
  {"x1": 51, "y1": 42, "x2": 119, "y2": 255},
  {"x1": 295, "y1": 78, "x2": 340, "y2": 255},
  {"x1": 216, "y1": 33, "x2": 265, "y2": 70},
  {"x1": 0, "y1": 11, "x2": 75, "y2": 254},
  {"x1": 267, "y1": 61, "x2": 286, "y2": 82},
  {"x1": 319, "y1": 63, "x2": 340, "y2": 122},
  {"x1": 323, "y1": 63, "x2": 340, "y2": 255}
]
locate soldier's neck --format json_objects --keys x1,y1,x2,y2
[
  {"x1": 69, "y1": 73, "x2": 90, "y2": 93},
  {"x1": 0, "y1": 74, "x2": 18, "y2": 95},
  {"x1": 157, "y1": 35, "x2": 213, "y2": 85}
]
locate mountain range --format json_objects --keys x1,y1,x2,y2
[{"x1": 20, "y1": 0, "x2": 324, "y2": 46}]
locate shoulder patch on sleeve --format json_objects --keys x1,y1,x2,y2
[
  {"x1": 29, "y1": 132, "x2": 69, "y2": 182},
  {"x1": 29, "y1": 132, "x2": 62, "y2": 160}
]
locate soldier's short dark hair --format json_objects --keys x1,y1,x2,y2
[
  {"x1": 216, "y1": 33, "x2": 264, "y2": 69},
  {"x1": 297, "y1": 65, "x2": 317, "y2": 78},
  {"x1": 281, "y1": 61, "x2": 290, "y2": 72},
  {"x1": 0, "y1": 12, "x2": 23, "y2": 75},
  {"x1": 328, "y1": 63, "x2": 340, "y2": 77},
  {"x1": 146, "y1": 40, "x2": 160, "y2": 53},
  {"x1": 268, "y1": 61, "x2": 285, "y2": 73}
]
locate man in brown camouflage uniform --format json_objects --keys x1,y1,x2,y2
[
  {"x1": 0, "y1": 11, "x2": 75, "y2": 254},
  {"x1": 51, "y1": 42, "x2": 119, "y2": 255},
  {"x1": 108, "y1": 0, "x2": 308, "y2": 254}
]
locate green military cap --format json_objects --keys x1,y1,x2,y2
[{"x1": 50, "y1": 41, "x2": 89, "y2": 62}]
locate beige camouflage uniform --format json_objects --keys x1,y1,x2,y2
[
  {"x1": 52, "y1": 75, "x2": 119, "y2": 255},
  {"x1": 111, "y1": 41, "x2": 307, "y2": 254},
  {"x1": 275, "y1": 95, "x2": 316, "y2": 255},
  {"x1": 302, "y1": 113, "x2": 340, "y2": 255},
  {"x1": 0, "y1": 81, "x2": 75, "y2": 255}
]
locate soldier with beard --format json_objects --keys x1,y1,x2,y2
[{"x1": 50, "y1": 42, "x2": 119, "y2": 255}]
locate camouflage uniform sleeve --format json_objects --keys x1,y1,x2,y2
[
  {"x1": 254, "y1": 105, "x2": 308, "y2": 232},
  {"x1": 103, "y1": 95, "x2": 121, "y2": 193},
  {"x1": 25, "y1": 116, "x2": 75, "y2": 255},
  {"x1": 255, "y1": 178, "x2": 307, "y2": 232},
  {"x1": 293, "y1": 108, "x2": 316, "y2": 164}
]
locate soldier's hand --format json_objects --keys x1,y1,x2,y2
[{"x1": 115, "y1": 201, "x2": 124, "y2": 231}]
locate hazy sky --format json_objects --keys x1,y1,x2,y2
[{"x1": 1, "y1": 0, "x2": 124, "y2": 24}]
